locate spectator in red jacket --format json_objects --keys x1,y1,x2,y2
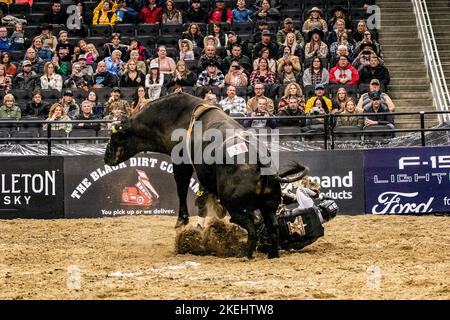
[
  {"x1": 208, "y1": 0, "x2": 233, "y2": 24},
  {"x1": 140, "y1": 0, "x2": 162, "y2": 24},
  {"x1": 329, "y1": 55, "x2": 359, "y2": 86}
]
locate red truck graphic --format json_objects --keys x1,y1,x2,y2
[{"x1": 121, "y1": 169, "x2": 160, "y2": 206}]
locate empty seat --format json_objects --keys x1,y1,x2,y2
[
  {"x1": 24, "y1": 25, "x2": 40, "y2": 38},
  {"x1": 333, "y1": 125, "x2": 363, "y2": 141},
  {"x1": 10, "y1": 130, "x2": 38, "y2": 144},
  {"x1": 31, "y1": 2, "x2": 51, "y2": 13},
  {"x1": 280, "y1": 9, "x2": 304, "y2": 21},
  {"x1": 86, "y1": 37, "x2": 107, "y2": 49},
  {"x1": 40, "y1": 89, "x2": 62, "y2": 102},
  {"x1": 363, "y1": 125, "x2": 395, "y2": 141},
  {"x1": 93, "y1": 87, "x2": 112, "y2": 103},
  {"x1": 114, "y1": 24, "x2": 137, "y2": 37},
  {"x1": 137, "y1": 24, "x2": 160, "y2": 36},
  {"x1": 69, "y1": 129, "x2": 98, "y2": 144},
  {"x1": 26, "y1": 13, "x2": 45, "y2": 26},
  {"x1": 157, "y1": 35, "x2": 179, "y2": 47},
  {"x1": 9, "y1": 3, "x2": 31, "y2": 14},
  {"x1": 89, "y1": 25, "x2": 112, "y2": 37},
  {"x1": 232, "y1": 22, "x2": 255, "y2": 35},
  {"x1": 0, "y1": 129, "x2": 9, "y2": 144},
  {"x1": 160, "y1": 23, "x2": 184, "y2": 36},
  {"x1": 41, "y1": 130, "x2": 68, "y2": 144}
]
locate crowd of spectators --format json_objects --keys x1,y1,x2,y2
[{"x1": 0, "y1": 0, "x2": 395, "y2": 139}]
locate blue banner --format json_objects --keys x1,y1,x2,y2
[{"x1": 364, "y1": 147, "x2": 450, "y2": 214}]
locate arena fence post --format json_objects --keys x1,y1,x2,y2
[
  {"x1": 324, "y1": 114, "x2": 329, "y2": 150},
  {"x1": 47, "y1": 123, "x2": 52, "y2": 156},
  {"x1": 420, "y1": 111, "x2": 426, "y2": 146}
]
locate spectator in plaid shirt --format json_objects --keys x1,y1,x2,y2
[
  {"x1": 219, "y1": 86, "x2": 246, "y2": 114},
  {"x1": 196, "y1": 61, "x2": 225, "y2": 87},
  {"x1": 249, "y1": 58, "x2": 275, "y2": 86}
]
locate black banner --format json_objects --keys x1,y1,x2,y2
[
  {"x1": 64, "y1": 153, "x2": 200, "y2": 218},
  {"x1": 0, "y1": 156, "x2": 64, "y2": 218},
  {"x1": 280, "y1": 150, "x2": 365, "y2": 214}
]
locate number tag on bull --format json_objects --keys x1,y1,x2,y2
[{"x1": 227, "y1": 143, "x2": 248, "y2": 157}]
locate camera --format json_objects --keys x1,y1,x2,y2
[
  {"x1": 362, "y1": 50, "x2": 371, "y2": 54},
  {"x1": 256, "y1": 112, "x2": 264, "y2": 116},
  {"x1": 259, "y1": 76, "x2": 265, "y2": 82}
]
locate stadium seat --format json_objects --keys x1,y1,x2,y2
[
  {"x1": 93, "y1": 88, "x2": 112, "y2": 103},
  {"x1": 232, "y1": 22, "x2": 255, "y2": 35},
  {"x1": 40, "y1": 89, "x2": 62, "y2": 103},
  {"x1": 71, "y1": 89, "x2": 88, "y2": 102},
  {"x1": 160, "y1": 23, "x2": 184, "y2": 36},
  {"x1": 0, "y1": 129, "x2": 9, "y2": 144},
  {"x1": 157, "y1": 35, "x2": 179, "y2": 47},
  {"x1": 89, "y1": 25, "x2": 112, "y2": 37},
  {"x1": 282, "y1": 2, "x2": 303, "y2": 10},
  {"x1": 280, "y1": 9, "x2": 304, "y2": 21},
  {"x1": 9, "y1": 3, "x2": 31, "y2": 15},
  {"x1": 333, "y1": 125, "x2": 363, "y2": 141},
  {"x1": 83, "y1": 1, "x2": 98, "y2": 12},
  {"x1": 120, "y1": 87, "x2": 136, "y2": 101},
  {"x1": 26, "y1": 13, "x2": 45, "y2": 26},
  {"x1": 24, "y1": 25, "x2": 40, "y2": 38},
  {"x1": 41, "y1": 130, "x2": 67, "y2": 144},
  {"x1": 362, "y1": 125, "x2": 395, "y2": 141},
  {"x1": 114, "y1": 24, "x2": 137, "y2": 38},
  {"x1": 10, "y1": 130, "x2": 38, "y2": 144},
  {"x1": 69, "y1": 129, "x2": 98, "y2": 144},
  {"x1": 86, "y1": 37, "x2": 107, "y2": 50},
  {"x1": 31, "y1": 2, "x2": 51, "y2": 13},
  {"x1": 137, "y1": 24, "x2": 160, "y2": 37},
  {"x1": 173, "y1": 0, "x2": 189, "y2": 11}
]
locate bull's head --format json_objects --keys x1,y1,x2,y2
[{"x1": 104, "y1": 117, "x2": 135, "y2": 166}]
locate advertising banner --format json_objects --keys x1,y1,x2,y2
[
  {"x1": 64, "y1": 153, "x2": 200, "y2": 218},
  {"x1": 364, "y1": 146, "x2": 450, "y2": 214},
  {"x1": 0, "y1": 157, "x2": 64, "y2": 218},
  {"x1": 280, "y1": 150, "x2": 365, "y2": 214}
]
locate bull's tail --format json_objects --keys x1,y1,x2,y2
[{"x1": 273, "y1": 162, "x2": 309, "y2": 183}]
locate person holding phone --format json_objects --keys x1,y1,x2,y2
[
  {"x1": 243, "y1": 97, "x2": 276, "y2": 129},
  {"x1": 224, "y1": 61, "x2": 248, "y2": 87},
  {"x1": 277, "y1": 43, "x2": 301, "y2": 74},
  {"x1": 249, "y1": 58, "x2": 275, "y2": 86}
]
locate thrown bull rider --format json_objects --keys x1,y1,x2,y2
[{"x1": 195, "y1": 176, "x2": 338, "y2": 252}]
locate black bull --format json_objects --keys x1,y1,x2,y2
[{"x1": 104, "y1": 93, "x2": 307, "y2": 259}]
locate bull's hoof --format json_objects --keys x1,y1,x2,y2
[
  {"x1": 175, "y1": 217, "x2": 189, "y2": 228},
  {"x1": 267, "y1": 251, "x2": 280, "y2": 259}
]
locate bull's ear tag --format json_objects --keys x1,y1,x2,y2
[{"x1": 111, "y1": 125, "x2": 118, "y2": 134}]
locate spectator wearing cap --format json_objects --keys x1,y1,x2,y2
[
  {"x1": 76, "y1": 55, "x2": 94, "y2": 77},
  {"x1": 251, "y1": 0, "x2": 280, "y2": 23},
  {"x1": 0, "y1": 94, "x2": 21, "y2": 120},
  {"x1": 208, "y1": 0, "x2": 233, "y2": 24},
  {"x1": 305, "y1": 84, "x2": 332, "y2": 113},
  {"x1": 253, "y1": 20, "x2": 268, "y2": 44},
  {"x1": 246, "y1": 83, "x2": 274, "y2": 113},
  {"x1": 357, "y1": 79, "x2": 396, "y2": 113},
  {"x1": 104, "y1": 49, "x2": 125, "y2": 77},
  {"x1": 104, "y1": 33, "x2": 129, "y2": 60},
  {"x1": 302, "y1": 7, "x2": 327, "y2": 35},
  {"x1": 140, "y1": 0, "x2": 162, "y2": 24},
  {"x1": 59, "y1": 89, "x2": 80, "y2": 119},
  {"x1": 249, "y1": 58, "x2": 275, "y2": 86},
  {"x1": 304, "y1": 29, "x2": 328, "y2": 60},
  {"x1": 31, "y1": 36, "x2": 53, "y2": 62},
  {"x1": 42, "y1": 1, "x2": 69, "y2": 26},
  {"x1": 252, "y1": 29, "x2": 279, "y2": 60},
  {"x1": 184, "y1": 0, "x2": 208, "y2": 24},
  {"x1": 222, "y1": 43, "x2": 251, "y2": 74},
  {"x1": 303, "y1": 57, "x2": 329, "y2": 87},
  {"x1": 219, "y1": 85, "x2": 246, "y2": 114},
  {"x1": 225, "y1": 31, "x2": 251, "y2": 60},
  {"x1": 363, "y1": 91, "x2": 395, "y2": 134},
  {"x1": 64, "y1": 61, "x2": 91, "y2": 90},
  {"x1": 145, "y1": 62, "x2": 165, "y2": 101},
  {"x1": 92, "y1": 61, "x2": 119, "y2": 88},
  {"x1": 162, "y1": 0, "x2": 183, "y2": 24},
  {"x1": 38, "y1": 23, "x2": 58, "y2": 53},
  {"x1": 24, "y1": 90, "x2": 51, "y2": 119},
  {"x1": 196, "y1": 61, "x2": 225, "y2": 87},
  {"x1": 40, "y1": 61, "x2": 63, "y2": 91},
  {"x1": 55, "y1": 30, "x2": 75, "y2": 59},
  {"x1": 104, "y1": 87, "x2": 130, "y2": 116},
  {"x1": 276, "y1": 18, "x2": 305, "y2": 49},
  {"x1": 72, "y1": 100, "x2": 101, "y2": 131},
  {"x1": 232, "y1": 0, "x2": 252, "y2": 22},
  {"x1": 93, "y1": 0, "x2": 118, "y2": 26},
  {"x1": 23, "y1": 47, "x2": 45, "y2": 74},
  {"x1": 329, "y1": 55, "x2": 359, "y2": 86},
  {"x1": 359, "y1": 54, "x2": 390, "y2": 91},
  {"x1": 150, "y1": 45, "x2": 176, "y2": 76},
  {"x1": 0, "y1": 27, "x2": 10, "y2": 53},
  {"x1": 13, "y1": 60, "x2": 39, "y2": 91}
]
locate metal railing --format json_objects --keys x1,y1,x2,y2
[
  {"x1": 0, "y1": 111, "x2": 449, "y2": 154},
  {"x1": 412, "y1": 0, "x2": 450, "y2": 123}
]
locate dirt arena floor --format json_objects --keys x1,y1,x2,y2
[{"x1": 0, "y1": 215, "x2": 449, "y2": 300}]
